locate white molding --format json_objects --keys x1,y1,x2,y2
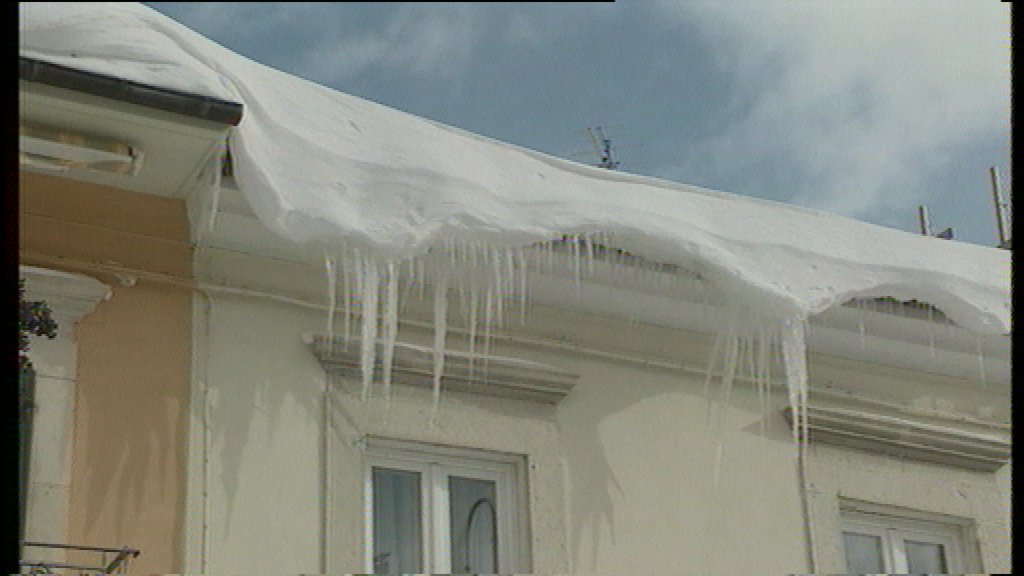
[
  {"x1": 20, "y1": 265, "x2": 111, "y2": 324},
  {"x1": 783, "y1": 404, "x2": 1011, "y2": 472},
  {"x1": 306, "y1": 334, "x2": 579, "y2": 404}
]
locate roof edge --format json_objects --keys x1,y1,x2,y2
[{"x1": 19, "y1": 56, "x2": 243, "y2": 126}]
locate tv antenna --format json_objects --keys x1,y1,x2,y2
[
  {"x1": 586, "y1": 126, "x2": 620, "y2": 170},
  {"x1": 917, "y1": 205, "x2": 954, "y2": 240},
  {"x1": 989, "y1": 165, "x2": 1011, "y2": 249}
]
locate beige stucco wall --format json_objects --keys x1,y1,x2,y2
[
  {"x1": 20, "y1": 171, "x2": 192, "y2": 574},
  {"x1": 185, "y1": 244, "x2": 1011, "y2": 574},
  {"x1": 806, "y1": 443, "x2": 1011, "y2": 573}
]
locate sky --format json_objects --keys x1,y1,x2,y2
[{"x1": 147, "y1": 1, "x2": 1011, "y2": 248}]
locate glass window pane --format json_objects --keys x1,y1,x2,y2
[
  {"x1": 843, "y1": 532, "x2": 885, "y2": 574},
  {"x1": 905, "y1": 540, "x2": 947, "y2": 574},
  {"x1": 372, "y1": 468, "x2": 422, "y2": 575},
  {"x1": 449, "y1": 476, "x2": 498, "y2": 574}
]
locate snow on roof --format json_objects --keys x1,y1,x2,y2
[{"x1": 20, "y1": 3, "x2": 1011, "y2": 335}]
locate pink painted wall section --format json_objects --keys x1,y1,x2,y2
[{"x1": 20, "y1": 171, "x2": 192, "y2": 574}]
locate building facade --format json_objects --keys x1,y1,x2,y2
[{"x1": 19, "y1": 7, "x2": 1011, "y2": 574}]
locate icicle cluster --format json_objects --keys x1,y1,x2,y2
[
  {"x1": 320, "y1": 232, "x2": 814, "y2": 469},
  {"x1": 701, "y1": 304, "x2": 811, "y2": 485}
]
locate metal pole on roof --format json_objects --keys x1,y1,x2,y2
[
  {"x1": 989, "y1": 166, "x2": 1010, "y2": 247},
  {"x1": 917, "y1": 205, "x2": 933, "y2": 236}
]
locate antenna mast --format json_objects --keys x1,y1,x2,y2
[
  {"x1": 990, "y1": 165, "x2": 1011, "y2": 249},
  {"x1": 917, "y1": 205, "x2": 932, "y2": 236},
  {"x1": 586, "y1": 126, "x2": 620, "y2": 170},
  {"x1": 916, "y1": 205, "x2": 954, "y2": 240}
]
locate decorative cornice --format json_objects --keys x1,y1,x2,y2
[
  {"x1": 20, "y1": 265, "x2": 111, "y2": 322},
  {"x1": 305, "y1": 334, "x2": 579, "y2": 404},
  {"x1": 784, "y1": 403, "x2": 1011, "y2": 472}
]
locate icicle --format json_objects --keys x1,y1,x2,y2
[
  {"x1": 504, "y1": 247, "x2": 515, "y2": 293},
  {"x1": 703, "y1": 309, "x2": 727, "y2": 426},
  {"x1": 711, "y1": 329, "x2": 740, "y2": 487},
  {"x1": 207, "y1": 146, "x2": 223, "y2": 233},
  {"x1": 780, "y1": 316, "x2": 810, "y2": 457},
  {"x1": 341, "y1": 256, "x2": 352, "y2": 348},
  {"x1": 500, "y1": 247, "x2": 514, "y2": 327},
  {"x1": 324, "y1": 254, "x2": 337, "y2": 343},
  {"x1": 381, "y1": 261, "x2": 399, "y2": 403},
  {"x1": 516, "y1": 247, "x2": 528, "y2": 323},
  {"x1": 857, "y1": 299, "x2": 866, "y2": 348},
  {"x1": 360, "y1": 258, "x2": 380, "y2": 400},
  {"x1": 400, "y1": 258, "x2": 416, "y2": 305},
  {"x1": 927, "y1": 305, "x2": 936, "y2": 360},
  {"x1": 494, "y1": 254, "x2": 506, "y2": 331},
  {"x1": 572, "y1": 235, "x2": 582, "y2": 298},
  {"x1": 976, "y1": 334, "x2": 987, "y2": 386},
  {"x1": 448, "y1": 239, "x2": 458, "y2": 273},
  {"x1": 457, "y1": 278, "x2": 467, "y2": 323},
  {"x1": 482, "y1": 288, "x2": 494, "y2": 380},
  {"x1": 584, "y1": 234, "x2": 595, "y2": 276},
  {"x1": 431, "y1": 277, "x2": 449, "y2": 424},
  {"x1": 756, "y1": 326, "x2": 770, "y2": 439},
  {"x1": 467, "y1": 287, "x2": 479, "y2": 382},
  {"x1": 492, "y1": 248, "x2": 503, "y2": 299},
  {"x1": 416, "y1": 256, "x2": 426, "y2": 300},
  {"x1": 743, "y1": 325, "x2": 765, "y2": 440}
]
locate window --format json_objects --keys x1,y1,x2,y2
[
  {"x1": 840, "y1": 504, "x2": 971, "y2": 574},
  {"x1": 363, "y1": 438, "x2": 528, "y2": 574}
]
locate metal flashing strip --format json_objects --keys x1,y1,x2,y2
[
  {"x1": 783, "y1": 404, "x2": 1010, "y2": 472},
  {"x1": 19, "y1": 56, "x2": 243, "y2": 126},
  {"x1": 306, "y1": 334, "x2": 579, "y2": 404}
]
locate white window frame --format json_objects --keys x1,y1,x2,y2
[
  {"x1": 840, "y1": 504, "x2": 970, "y2": 574},
  {"x1": 362, "y1": 437, "x2": 528, "y2": 574}
]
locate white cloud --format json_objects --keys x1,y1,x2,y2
[
  {"x1": 653, "y1": 0, "x2": 1011, "y2": 219},
  {"x1": 294, "y1": 4, "x2": 485, "y2": 84}
]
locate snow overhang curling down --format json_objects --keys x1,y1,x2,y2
[{"x1": 19, "y1": 2, "x2": 1011, "y2": 337}]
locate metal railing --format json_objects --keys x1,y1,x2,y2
[{"x1": 20, "y1": 541, "x2": 140, "y2": 574}]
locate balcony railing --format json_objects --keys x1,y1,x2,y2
[{"x1": 19, "y1": 541, "x2": 140, "y2": 574}]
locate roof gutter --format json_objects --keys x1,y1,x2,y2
[{"x1": 19, "y1": 56, "x2": 243, "y2": 126}]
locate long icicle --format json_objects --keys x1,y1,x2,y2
[
  {"x1": 430, "y1": 276, "x2": 449, "y2": 426},
  {"x1": 360, "y1": 258, "x2": 380, "y2": 400},
  {"x1": 756, "y1": 325, "x2": 769, "y2": 440},
  {"x1": 703, "y1": 307, "x2": 726, "y2": 427},
  {"x1": 482, "y1": 288, "x2": 494, "y2": 381},
  {"x1": 711, "y1": 325, "x2": 740, "y2": 488},
  {"x1": 207, "y1": 143, "x2": 224, "y2": 234},
  {"x1": 381, "y1": 261, "x2": 399, "y2": 406},
  {"x1": 325, "y1": 254, "x2": 337, "y2": 339},
  {"x1": 467, "y1": 286, "x2": 479, "y2": 383},
  {"x1": 517, "y1": 247, "x2": 528, "y2": 323},
  {"x1": 780, "y1": 317, "x2": 808, "y2": 451},
  {"x1": 342, "y1": 254, "x2": 352, "y2": 348},
  {"x1": 780, "y1": 315, "x2": 817, "y2": 573}
]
